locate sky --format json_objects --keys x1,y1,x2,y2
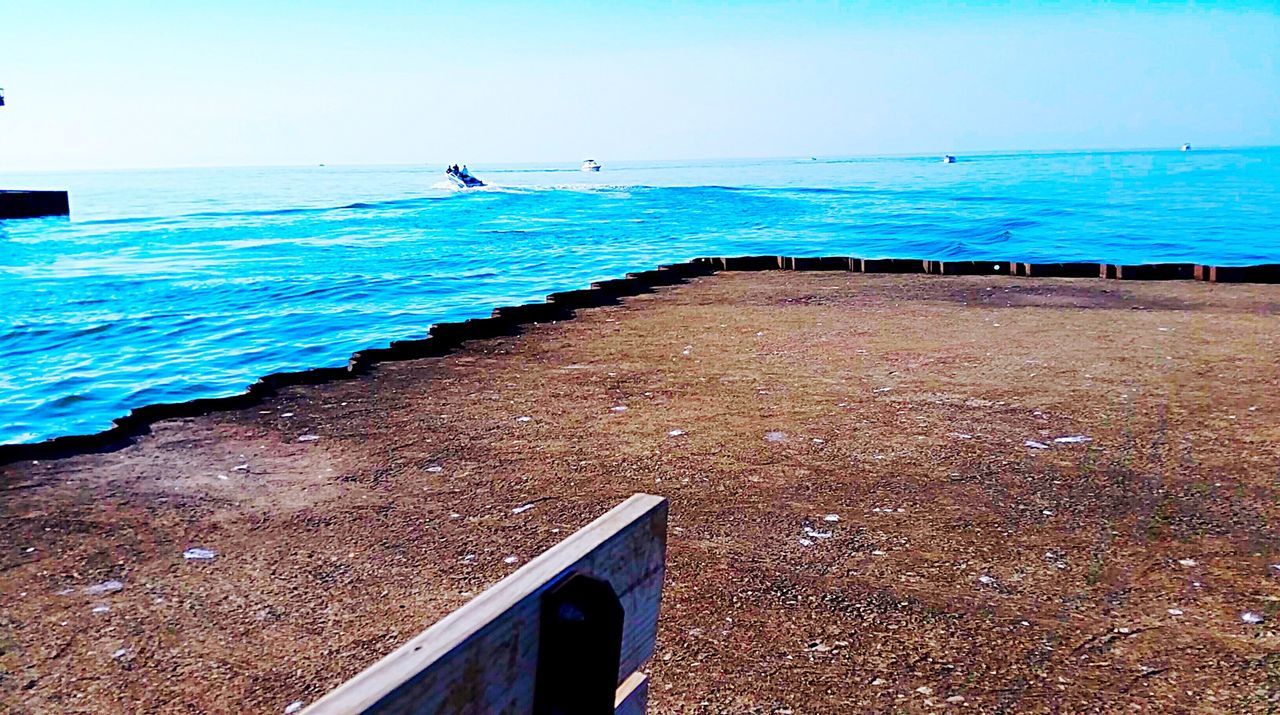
[{"x1": 0, "y1": 1, "x2": 1277, "y2": 170}]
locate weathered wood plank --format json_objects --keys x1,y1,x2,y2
[
  {"x1": 613, "y1": 673, "x2": 649, "y2": 715},
  {"x1": 304, "y1": 493, "x2": 668, "y2": 715}
]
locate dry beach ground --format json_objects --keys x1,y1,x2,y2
[{"x1": 2, "y1": 271, "x2": 1279, "y2": 713}]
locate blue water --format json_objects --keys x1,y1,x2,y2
[{"x1": 2, "y1": 148, "x2": 1278, "y2": 445}]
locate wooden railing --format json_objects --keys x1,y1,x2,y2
[{"x1": 304, "y1": 493, "x2": 669, "y2": 715}]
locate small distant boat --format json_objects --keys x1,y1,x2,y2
[
  {"x1": 1181, "y1": 143, "x2": 1192, "y2": 152},
  {"x1": 0, "y1": 88, "x2": 6, "y2": 107},
  {"x1": 942, "y1": 155, "x2": 956, "y2": 163},
  {"x1": 445, "y1": 164, "x2": 485, "y2": 188},
  {"x1": 581, "y1": 159, "x2": 601, "y2": 172}
]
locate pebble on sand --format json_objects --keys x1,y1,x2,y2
[{"x1": 85, "y1": 580, "x2": 125, "y2": 595}]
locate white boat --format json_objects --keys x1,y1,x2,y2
[
  {"x1": 1181, "y1": 143, "x2": 1192, "y2": 152},
  {"x1": 942, "y1": 155, "x2": 956, "y2": 164},
  {"x1": 581, "y1": 159, "x2": 601, "y2": 172},
  {"x1": 445, "y1": 165, "x2": 484, "y2": 188}
]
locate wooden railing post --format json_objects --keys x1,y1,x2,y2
[{"x1": 534, "y1": 574, "x2": 624, "y2": 715}]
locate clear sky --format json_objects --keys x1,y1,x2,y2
[{"x1": 1, "y1": 1, "x2": 1277, "y2": 170}]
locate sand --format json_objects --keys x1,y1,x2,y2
[{"x1": 3, "y1": 271, "x2": 1279, "y2": 713}]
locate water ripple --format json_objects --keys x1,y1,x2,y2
[{"x1": 0, "y1": 149, "x2": 1277, "y2": 443}]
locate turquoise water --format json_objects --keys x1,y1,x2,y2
[{"x1": 1, "y1": 149, "x2": 1277, "y2": 445}]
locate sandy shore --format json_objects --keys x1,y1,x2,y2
[{"x1": 3, "y1": 271, "x2": 1279, "y2": 713}]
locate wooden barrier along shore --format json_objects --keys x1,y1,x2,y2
[
  {"x1": 0, "y1": 190, "x2": 70, "y2": 219},
  {"x1": 303, "y1": 493, "x2": 668, "y2": 715},
  {"x1": 1, "y1": 255, "x2": 1276, "y2": 466}
]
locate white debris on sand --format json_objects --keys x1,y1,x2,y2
[
  {"x1": 803, "y1": 527, "x2": 833, "y2": 539},
  {"x1": 503, "y1": 555, "x2": 519, "y2": 565},
  {"x1": 183, "y1": 548, "x2": 217, "y2": 561},
  {"x1": 515, "y1": 416, "x2": 533, "y2": 423},
  {"x1": 611, "y1": 405, "x2": 628, "y2": 412},
  {"x1": 798, "y1": 538, "x2": 814, "y2": 547},
  {"x1": 297, "y1": 434, "x2": 320, "y2": 442},
  {"x1": 1167, "y1": 608, "x2": 1183, "y2": 616},
  {"x1": 1241, "y1": 611, "x2": 1265, "y2": 624},
  {"x1": 950, "y1": 432, "x2": 973, "y2": 439},
  {"x1": 1177, "y1": 558, "x2": 1198, "y2": 567},
  {"x1": 511, "y1": 504, "x2": 535, "y2": 515},
  {"x1": 668, "y1": 429, "x2": 686, "y2": 437},
  {"x1": 977, "y1": 575, "x2": 997, "y2": 586},
  {"x1": 915, "y1": 686, "x2": 933, "y2": 696},
  {"x1": 285, "y1": 701, "x2": 305, "y2": 714},
  {"x1": 823, "y1": 514, "x2": 840, "y2": 523},
  {"x1": 1053, "y1": 435, "x2": 1092, "y2": 444},
  {"x1": 84, "y1": 580, "x2": 124, "y2": 596},
  {"x1": 112, "y1": 648, "x2": 128, "y2": 659},
  {"x1": 871, "y1": 550, "x2": 888, "y2": 556},
  {"x1": 92, "y1": 605, "x2": 110, "y2": 614},
  {"x1": 426, "y1": 466, "x2": 444, "y2": 473},
  {"x1": 764, "y1": 431, "x2": 787, "y2": 442},
  {"x1": 1025, "y1": 440, "x2": 1050, "y2": 449}
]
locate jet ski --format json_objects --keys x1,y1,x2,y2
[{"x1": 445, "y1": 165, "x2": 485, "y2": 188}]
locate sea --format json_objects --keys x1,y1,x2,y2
[{"x1": 2, "y1": 148, "x2": 1278, "y2": 445}]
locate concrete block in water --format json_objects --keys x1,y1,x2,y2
[
  {"x1": 718, "y1": 256, "x2": 781, "y2": 271},
  {"x1": 1015, "y1": 262, "x2": 1101, "y2": 278},
  {"x1": 923, "y1": 260, "x2": 1010, "y2": 275},
  {"x1": 784, "y1": 256, "x2": 856, "y2": 271},
  {"x1": 1195, "y1": 264, "x2": 1280, "y2": 283},
  {"x1": 0, "y1": 190, "x2": 70, "y2": 219},
  {"x1": 860, "y1": 258, "x2": 926, "y2": 273},
  {"x1": 1103, "y1": 264, "x2": 1195, "y2": 280}
]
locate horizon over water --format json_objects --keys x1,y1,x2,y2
[{"x1": 2, "y1": 147, "x2": 1278, "y2": 445}]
